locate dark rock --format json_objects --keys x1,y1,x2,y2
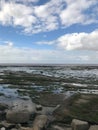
[
  {"x1": 0, "y1": 103, "x2": 8, "y2": 111},
  {"x1": 0, "y1": 121, "x2": 15, "y2": 129},
  {"x1": 36, "y1": 105, "x2": 42, "y2": 111},
  {"x1": 11, "y1": 129, "x2": 18, "y2": 130},
  {"x1": 0, "y1": 111, "x2": 6, "y2": 120},
  {"x1": 6, "y1": 110, "x2": 31, "y2": 123}
]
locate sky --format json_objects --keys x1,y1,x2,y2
[{"x1": 0, "y1": 0, "x2": 98, "y2": 64}]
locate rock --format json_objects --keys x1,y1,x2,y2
[
  {"x1": 36, "y1": 105, "x2": 42, "y2": 111},
  {"x1": 33, "y1": 115, "x2": 48, "y2": 130},
  {"x1": 38, "y1": 93, "x2": 65, "y2": 107},
  {"x1": 0, "y1": 103, "x2": 8, "y2": 111},
  {"x1": 0, "y1": 120, "x2": 15, "y2": 129},
  {"x1": 49, "y1": 124, "x2": 72, "y2": 130},
  {"x1": 6, "y1": 110, "x2": 30, "y2": 123},
  {"x1": 0, "y1": 111, "x2": 6, "y2": 120},
  {"x1": 11, "y1": 98, "x2": 36, "y2": 114},
  {"x1": 1, "y1": 127, "x2": 6, "y2": 130},
  {"x1": 89, "y1": 125, "x2": 98, "y2": 130},
  {"x1": 53, "y1": 94, "x2": 98, "y2": 123},
  {"x1": 46, "y1": 127, "x2": 72, "y2": 130},
  {"x1": 66, "y1": 128, "x2": 72, "y2": 130},
  {"x1": 0, "y1": 103, "x2": 8, "y2": 120},
  {"x1": 19, "y1": 127, "x2": 32, "y2": 130},
  {"x1": 15, "y1": 124, "x2": 21, "y2": 129},
  {"x1": 71, "y1": 119, "x2": 89, "y2": 130},
  {"x1": 11, "y1": 129, "x2": 18, "y2": 130},
  {"x1": 52, "y1": 125, "x2": 66, "y2": 130}
]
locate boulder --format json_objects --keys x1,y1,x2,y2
[
  {"x1": 33, "y1": 115, "x2": 48, "y2": 130},
  {"x1": 89, "y1": 125, "x2": 98, "y2": 130},
  {"x1": 1, "y1": 127, "x2": 6, "y2": 130},
  {"x1": 6, "y1": 110, "x2": 30, "y2": 123},
  {"x1": 11, "y1": 98, "x2": 36, "y2": 114},
  {"x1": 71, "y1": 119, "x2": 89, "y2": 130},
  {"x1": 0, "y1": 120, "x2": 15, "y2": 129}
]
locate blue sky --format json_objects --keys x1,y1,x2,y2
[{"x1": 0, "y1": 0, "x2": 98, "y2": 64}]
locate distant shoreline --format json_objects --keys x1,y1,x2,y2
[{"x1": 0, "y1": 63, "x2": 98, "y2": 67}]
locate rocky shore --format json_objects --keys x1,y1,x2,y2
[{"x1": 0, "y1": 93, "x2": 98, "y2": 130}]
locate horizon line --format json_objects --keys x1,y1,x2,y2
[{"x1": 0, "y1": 63, "x2": 98, "y2": 66}]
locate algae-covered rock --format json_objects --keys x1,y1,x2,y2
[{"x1": 53, "y1": 94, "x2": 98, "y2": 124}]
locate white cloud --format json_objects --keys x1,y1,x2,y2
[
  {"x1": 15, "y1": 0, "x2": 39, "y2": 3},
  {"x1": 0, "y1": 0, "x2": 98, "y2": 34},
  {"x1": 0, "y1": 44, "x2": 72, "y2": 63},
  {"x1": 36, "y1": 41, "x2": 55, "y2": 45},
  {"x1": 0, "y1": 2, "x2": 36, "y2": 27},
  {"x1": 5, "y1": 41, "x2": 13, "y2": 47},
  {"x1": 60, "y1": 0, "x2": 97, "y2": 26},
  {"x1": 0, "y1": 0, "x2": 39, "y2": 5},
  {"x1": 57, "y1": 30, "x2": 98, "y2": 51},
  {"x1": 37, "y1": 30, "x2": 98, "y2": 51},
  {"x1": 0, "y1": 41, "x2": 98, "y2": 63}
]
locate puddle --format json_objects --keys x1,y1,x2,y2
[{"x1": 0, "y1": 84, "x2": 18, "y2": 97}]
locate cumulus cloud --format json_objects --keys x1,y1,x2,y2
[
  {"x1": 37, "y1": 30, "x2": 98, "y2": 51},
  {"x1": 0, "y1": 2, "x2": 36, "y2": 27},
  {"x1": 60, "y1": 0, "x2": 97, "y2": 26},
  {"x1": 0, "y1": 0, "x2": 98, "y2": 34},
  {"x1": 57, "y1": 30, "x2": 98, "y2": 51}
]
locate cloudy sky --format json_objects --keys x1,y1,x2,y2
[{"x1": 0, "y1": 0, "x2": 98, "y2": 64}]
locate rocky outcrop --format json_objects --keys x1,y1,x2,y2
[{"x1": 71, "y1": 119, "x2": 89, "y2": 130}]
